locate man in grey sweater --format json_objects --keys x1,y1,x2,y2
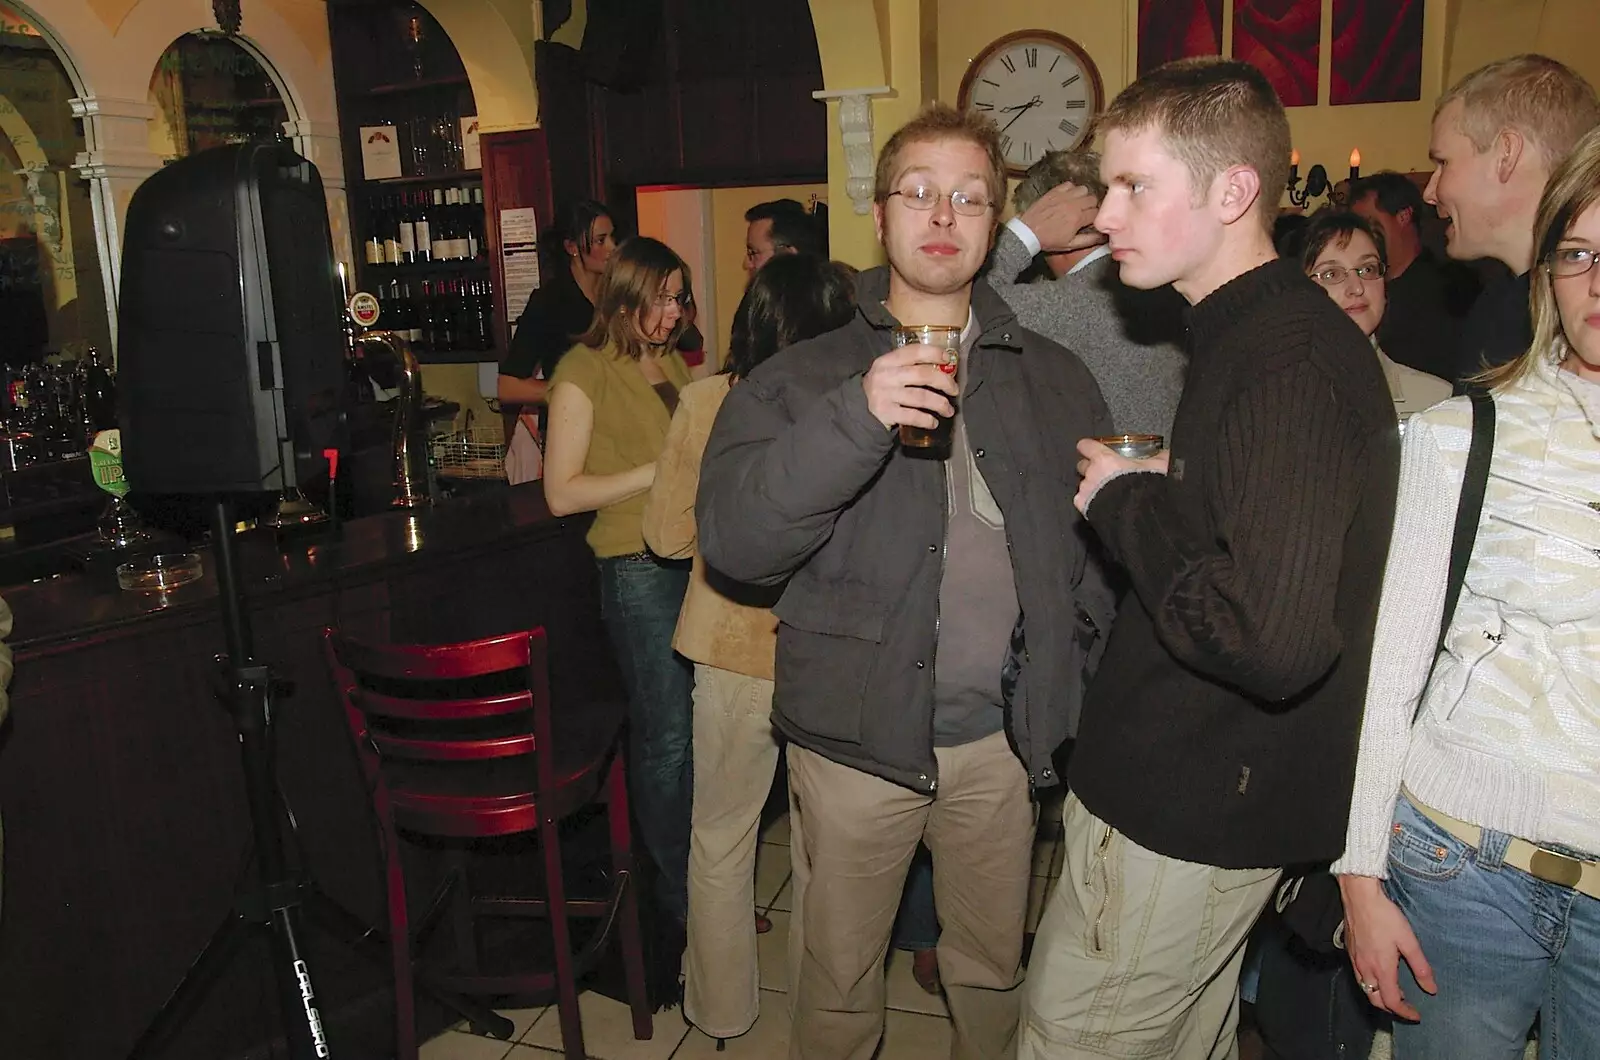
[{"x1": 986, "y1": 149, "x2": 1188, "y2": 436}]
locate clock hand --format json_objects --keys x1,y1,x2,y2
[
  {"x1": 999, "y1": 100, "x2": 1040, "y2": 134},
  {"x1": 998, "y1": 95, "x2": 1043, "y2": 113}
]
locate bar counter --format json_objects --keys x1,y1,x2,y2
[{"x1": 0, "y1": 483, "x2": 620, "y2": 1059}]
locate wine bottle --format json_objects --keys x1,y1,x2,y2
[
  {"x1": 466, "y1": 186, "x2": 483, "y2": 259},
  {"x1": 80, "y1": 346, "x2": 117, "y2": 432},
  {"x1": 398, "y1": 281, "x2": 422, "y2": 344},
  {"x1": 426, "y1": 187, "x2": 447, "y2": 261},
  {"x1": 364, "y1": 196, "x2": 385, "y2": 267},
  {"x1": 382, "y1": 195, "x2": 402, "y2": 265},
  {"x1": 413, "y1": 190, "x2": 432, "y2": 264},
  {"x1": 439, "y1": 188, "x2": 461, "y2": 260},
  {"x1": 397, "y1": 192, "x2": 417, "y2": 266}
]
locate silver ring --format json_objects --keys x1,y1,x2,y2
[{"x1": 1361, "y1": 980, "x2": 1379, "y2": 993}]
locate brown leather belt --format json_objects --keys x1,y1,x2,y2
[{"x1": 1404, "y1": 789, "x2": 1600, "y2": 899}]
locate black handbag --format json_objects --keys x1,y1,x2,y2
[{"x1": 1276, "y1": 390, "x2": 1496, "y2": 953}]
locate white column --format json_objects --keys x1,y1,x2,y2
[
  {"x1": 812, "y1": 86, "x2": 894, "y2": 216},
  {"x1": 283, "y1": 117, "x2": 354, "y2": 274},
  {"x1": 70, "y1": 95, "x2": 163, "y2": 354}
]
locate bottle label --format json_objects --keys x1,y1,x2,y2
[
  {"x1": 365, "y1": 238, "x2": 382, "y2": 266},
  {"x1": 414, "y1": 219, "x2": 431, "y2": 252},
  {"x1": 383, "y1": 238, "x2": 401, "y2": 265},
  {"x1": 398, "y1": 222, "x2": 416, "y2": 256}
]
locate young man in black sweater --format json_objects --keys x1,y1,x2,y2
[{"x1": 1018, "y1": 58, "x2": 1402, "y2": 1058}]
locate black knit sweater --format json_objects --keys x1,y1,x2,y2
[{"x1": 1069, "y1": 258, "x2": 1401, "y2": 869}]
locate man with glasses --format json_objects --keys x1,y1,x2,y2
[{"x1": 699, "y1": 104, "x2": 1112, "y2": 1059}]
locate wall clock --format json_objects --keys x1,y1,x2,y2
[{"x1": 957, "y1": 29, "x2": 1105, "y2": 175}]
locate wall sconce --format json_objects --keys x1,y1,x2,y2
[{"x1": 1286, "y1": 147, "x2": 1362, "y2": 209}]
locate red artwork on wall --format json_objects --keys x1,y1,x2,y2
[
  {"x1": 1137, "y1": 0, "x2": 1224, "y2": 76},
  {"x1": 1331, "y1": 0, "x2": 1425, "y2": 104},
  {"x1": 1232, "y1": 0, "x2": 1321, "y2": 107}
]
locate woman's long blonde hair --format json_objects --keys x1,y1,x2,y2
[
  {"x1": 1475, "y1": 124, "x2": 1600, "y2": 389},
  {"x1": 578, "y1": 236, "x2": 692, "y2": 362}
]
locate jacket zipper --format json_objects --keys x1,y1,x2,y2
[
  {"x1": 1440, "y1": 630, "x2": 1506, "y2": 723},
  {"x1": 928, "y1": 455, "x2": 948, "y2": 796}
]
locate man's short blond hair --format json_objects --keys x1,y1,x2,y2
[
  {"x1": 1097, "y1": 57, "x2": 1290, "y2": 232},
  {"x1": 873, "y1": 103, "x2": 1008, "y2": 220},
  {"x1": 1436, "y1": 55, "x2": 1600, "y2": 171},
  {"x1": 1013, "y1": 149, "x2": 1105, "y2": 214}
]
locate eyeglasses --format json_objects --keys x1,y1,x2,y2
[
  {"x1": 654, "y1": 290, "x2": 692, "y2": 309},
  {"x1": 1546, "y1": 247, "x2": 1598, "y2": 279},
  {"x1": 887, "y1": 185, "x2": 993, "y2": 217},
  {"x1": 1309, "y1": 262, "x2": 1386, "y2": 287}
]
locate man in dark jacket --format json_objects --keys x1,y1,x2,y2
[
  {"x1": 1019, "y1": 59, "x2": 1401, "y2": 1058},
  {"x1": 698, "y1": 104, "x2": 1112, "y2": 1060}
]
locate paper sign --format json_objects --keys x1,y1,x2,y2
[
  {"x1": 499, "y1": 206, "x2": 541, "y2": 337},
  {"x1": 359, "y1": 125, "x2": 402, "y2": 180},
  {"x1": 461, "y1": 115, "x2": 482, "y2": 170}
]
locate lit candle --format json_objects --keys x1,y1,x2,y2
[
  {"x1": 1349, "y1": 147, "x2": 1362, "y2": 182},
  {"x1": 1289, "y1": 147, "x2": 1300, "y2": 183}
]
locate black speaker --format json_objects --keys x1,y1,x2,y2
[
  {"x1": 117, "y1": 141, "x2": 344, "y2": 496},
  {"x1": 579, "y1": 0, "x2": 663, "y2": 90}
]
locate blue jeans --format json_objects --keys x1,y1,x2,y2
[
  {"x1": 598, "y1": 554, "x2": 694, "y2": 923},
  {"x1": 1384, "y1": 794, "x2": 1600, "y2": 1060}
]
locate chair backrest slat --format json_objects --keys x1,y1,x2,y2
[
  {"x1": 353, "y1": 687, "x2": 534, "y2": 722},
  {"x1": 370, "y1": 732, "x2": 536, "y2": 761},
  {"x1": 327, "y1": 629, "x2": 537, "y2": 682}
]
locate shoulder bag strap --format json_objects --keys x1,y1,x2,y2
[{"x1": 1416, "y1": 388, "x2": 1496, "y2": 721}]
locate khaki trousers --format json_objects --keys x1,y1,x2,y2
[
  {"x1": 1019, "y1": 793, "x2": 1281, "y2": 1060},
  {"x1": 682, "y1": 664, "x2": 779, "y2": 1039},
  {"x1": 788, "y1": 730, "x2": 1036, "y2": 1060}
]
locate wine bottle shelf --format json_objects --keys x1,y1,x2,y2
[
  {"x1": 365, "y1": 74, "x2": 471, "y2": 96},
  {"x1": 366, "y1": 171, "x2": 484, "y2": 187},
  {"x1": 360, "y1": 258, "x2": 490, "y2": 276}
]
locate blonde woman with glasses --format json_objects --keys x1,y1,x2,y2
[{"x1": 1334, "y1": 124, "x2": 1600, "y2": 1059}]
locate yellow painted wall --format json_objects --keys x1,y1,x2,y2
[{"x1": 708, "y1": 184, "x2": 830, "y2": 357}]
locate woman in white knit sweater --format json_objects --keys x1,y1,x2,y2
[{"x1": 1334, "y1": 126, "x2": 1600, "y2": 1058}]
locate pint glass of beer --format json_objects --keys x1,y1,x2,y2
[{"x1": 891, "y1": 324, "x2": 961, "y2": 457}]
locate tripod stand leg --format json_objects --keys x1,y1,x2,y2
[
  {"x1": 301, "y1": 887, "x2": 515, "y2": 1041},
  {"x1": 126, "y1": 914, "x2": 253, "y2": 1059}
]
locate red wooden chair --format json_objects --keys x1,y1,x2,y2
[{"x1": 323, "y1": 626, "x2": 650, "y2": 1060}]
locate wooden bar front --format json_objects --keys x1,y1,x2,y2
[{"x1": 0, "y1": 484, "x2": 617, "y2": 1059}]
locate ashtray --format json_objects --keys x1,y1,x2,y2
[{"x1": 117, "y1": 552, "x2": 203, "y2": 592}]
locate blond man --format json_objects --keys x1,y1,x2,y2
[
  {"x1": 1019, "y1": 58, "x2": 1401, "y2": 1058},
  {"x1": 699, "y1": 104, "x2": 1112, "y2": 1059},
  {"x1": 1426, "y1": 55, "x2": 1598, "y2": 380}
]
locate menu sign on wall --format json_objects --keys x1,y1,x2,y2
[
  {"x1": 499, "y1": 206, "x2": 540, "y2": 339},
  {"x1": 359, "y1": 125, "x2": 402, "y2": 180}
]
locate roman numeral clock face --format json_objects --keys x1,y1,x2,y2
[{"x1": 958, "y1": 32, "x2": 1104, "y2": 174}]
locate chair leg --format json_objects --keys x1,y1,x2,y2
[
  {"x1": 607, "y1": 752, "x2": 653, "y2": 1041},
  {"x1": 385, "y1": 833, "x2": 418, "y2": 1060},
  {"x1": 445, "y1": 851, "x2": 477, "y2": 975},
  {"x1": 540, "y1": 809, "x2": 585, "y2": 1060}
]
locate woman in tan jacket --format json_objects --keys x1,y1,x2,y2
[{"x1": 643, "y1": 255, "x2": 855, "y2": 1046}]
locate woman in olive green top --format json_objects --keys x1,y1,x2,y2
[{"x1": 543, "y1": 237, "x2": 696, "y2": 923}]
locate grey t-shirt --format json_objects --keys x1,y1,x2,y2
[{"x1": 933, "y1": 324, "x2": 1020, "y2": 746}]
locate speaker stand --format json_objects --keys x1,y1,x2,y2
[{"x1": 127, "y1": 498, "x2": 512, "y2": 1059}]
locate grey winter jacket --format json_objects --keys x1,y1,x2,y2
[{"x1": 696, "y1": 266, "x2": 1114, "y2": 794}]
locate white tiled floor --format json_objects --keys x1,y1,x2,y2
[{"x1": 420, "y1": 806, "x2": 1067, "y2": 1059}]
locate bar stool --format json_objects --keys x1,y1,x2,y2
[{"x1": 323, "y1": 626, "x2": 651, "y2": 1060}]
